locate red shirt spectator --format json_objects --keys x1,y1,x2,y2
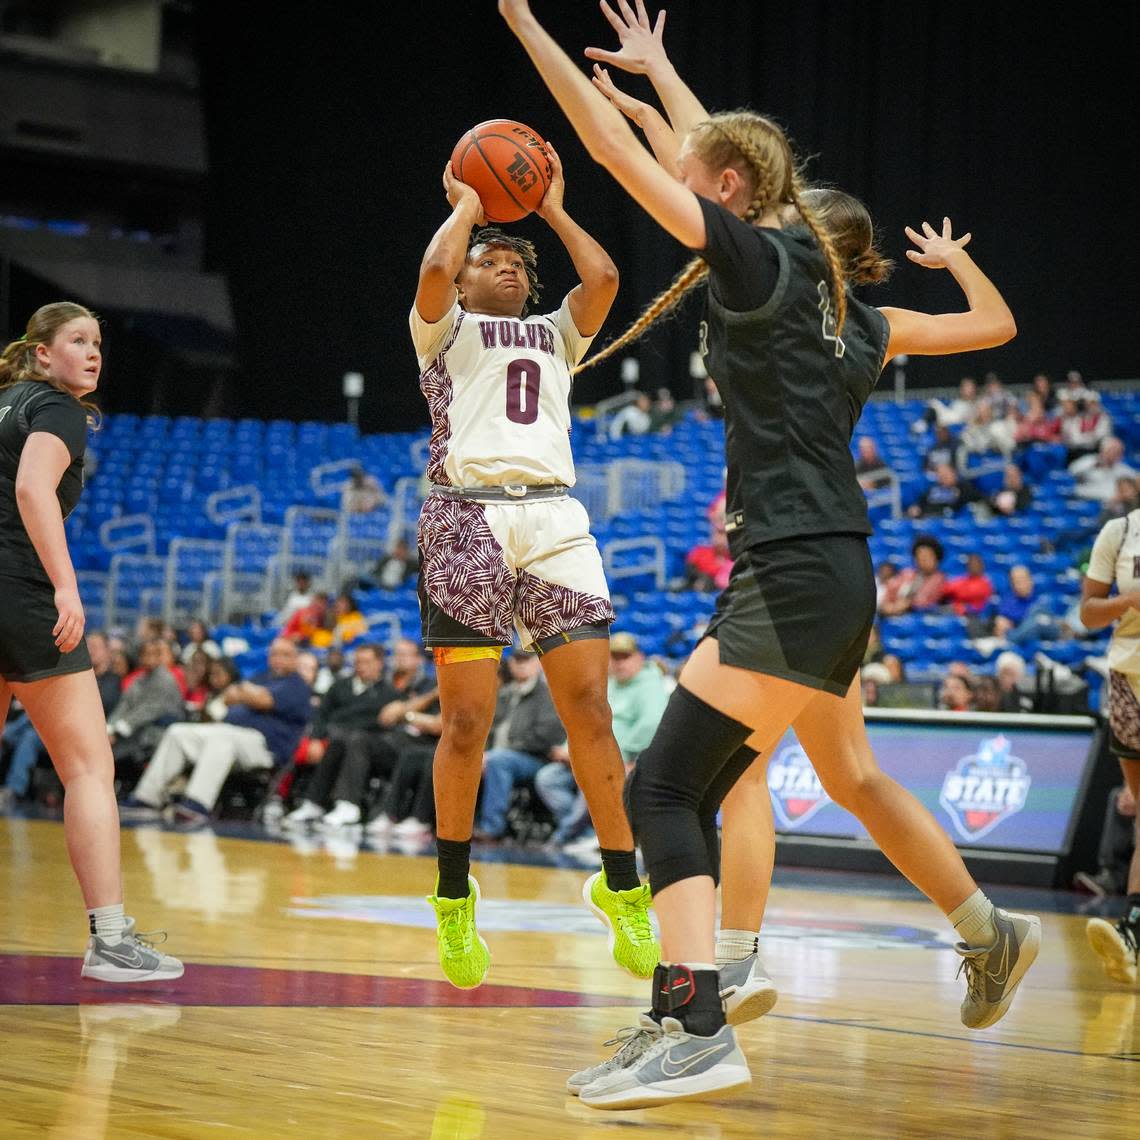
[{"x1": 941, "y1": 554, "x2": 995, "y2": 616}]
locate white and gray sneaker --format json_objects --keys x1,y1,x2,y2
[
  {"x1": 955, "y1": 907, "x2": 1041, "y2": 1029},
  {"x1": 1086, "y1": 917, "x2": 1139, "y2": 984},
  {"x1": 718, "y1": 953, "x2": 778, "y2": 1025},
  {"x1": 81, "y1": 923, "x2": 184, "y2": 983},
  {"x1": 579, "y1": 1016, "x2": 750, "y2": 1110},
  {"x1": 566, "y1": 1014, "x2": 662, "y2": 1096},
  {"x1": 282, "y1": 800, "x2": 325, "y2": 828}
]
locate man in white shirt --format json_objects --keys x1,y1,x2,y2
[{"x1": 1070, "y1": 436, "x2": 1137, "y2": 503}]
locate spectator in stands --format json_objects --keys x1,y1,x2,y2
[
  {"x1": 649, "y1": 387, "x2": 684, "y2": 434},
  {"x1": 472, "y1": 649, "x2": 566, "y2": 842},
  {"x1": 861, "y1": 661, "x2": 891, "y2": 707},
  {"x1": 926, "y1": 376, "x2": 979, "y2": 429},
  {"x1": 875, "y1": 561, "x2": 899, "y2": 610},
  {"x1": 156, "y1": 640, "x2": 189, "y2": 700},
  {"x1": 343, "y1": 464, "x2": 384, "y2": 514},
  {"x1": 182, "y1": 649, "x2": 211, "y2": 718},
  {"x1": 107, "y1": 638, "x2": 188, "y2": 783},
  {"x1": 971, "y1": 674, "x2": 1003, "y2": 712},
  {"x1": 881, "y1": 653, "x2": 907, "y2": 684},
  {"x1": 1013, "y1": 390, "x2": 1060, "y2": 448},
  {"x1": 1074, "y1": 785, "x2": 1136, "y2": 898},
  {"x1": 197, "y1": 657, "x2": 241, "y2": 723},
  {"x1": 180, "y1": 618, "x2": 220, "y2": 665},
  {"x1": 863, "y1": 622, "x2": 885, "y2": 666},
  {"x1": 988, "y1": 564, "x2": 1049, "y2": 643},
  {"x1": 683, "y1": 516, "x2": 732, "y2": 593},
  {"x1": 983, "y1": 372, "x2": 1018, "y2": 421},
  {"x1": 119, "y1": 637, "x2": 311, "y2": 825},
  {"x1": 363, "y1": 535, "x2": 420, "y2": 591},
  {"x1": 1099, "y1": 476, "x2": 1140, "y2": 526},
  {"x1": 294, "y1": 639, "x2": 437, "y2": 832},
  {"x1": 986, "y1": 462, "x2": 1033, "y2": 518},
  {"x1": 907, "y1": 462, "x2": 981, "y2": 519},
  {"x1": 698, "y1": 376, "x2": 724, "y2": 421},
  {"x1": 995, "y1": 650, "x2": 1030, "y2": 712},
  {"x1": 1, "y1": 700, "x2": 45, "y2": 809},
  {"x1": 275, "y1": 571, "x2": 315, "y2": 627},
  {"x1": 608, "y1": 390, "x2": 653, "y2": 440},
  {"x1": 878, "y1": 536, "x2": 947, "y2": 617},
  {"x1": 309, "y1": 590, "x2": 368, "y2": 649},
  {"x1": 922, "y1": 423, "x2": 958, "y2": 478},
  {"x1": 1030, "y1": 372, "x2": 1056, "y2": 413},
  {"x1": 296, "y1": 651, "x2": 321, "y2": 696},
  {"x1": 363, "y1": 688, "x2": 444, "y2": 844},
  {"x1": 1060, "y1": 368, "x2": 1095, "y2": 403},
  {"x1": 939, "y1": 672, "x2": 975, "y2": 712},
  {"x1": 281, "y1": 590, "x2": 329, "y2": 644},
  {"x1": 941, "y1": 553, "x2": 995, "y2": 622},
  {"x1": 87, "y1": 631, "x2": 123, "y2": 718},
  {"x1": 280, "y1": 643, "x2": 392, "y2": 828},
  {"x1": 535, "y1": 632, "x2": 670, "y2": 850},
  {"x1": 1070, "y1": 436, "x2": 1137, "y2": 503},
  {"x1": 854, "y1": 436, "x2": 892, "y2": 491},
  {"x1": 957, "y1": 399, "x2": 1016, "y2": 465},
  {"x1": 1061, "y1": 392, "x2": 1113, "y2": 463}
]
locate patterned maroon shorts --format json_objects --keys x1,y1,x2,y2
[
  {"x1": 417, "y1": 494, "x2": 615, "y2": 647},
  {"x1": 1108, "y1": 670, "x2": 1140, "y2": 759}
]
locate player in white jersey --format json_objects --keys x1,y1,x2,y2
[
  {"x1": 1081, "y1": 509, "x2": 1140, "y2": 982},
  {"x1": 409, "y1": 145, "x2": 658, "y2": 989}
]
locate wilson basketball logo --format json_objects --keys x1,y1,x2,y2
[
  {"x1": 939, "y1": 734, "x2": 1031, "y2": 842},
  {"x1": 768, "y1": 742, "x2": 830, "y2": 828}
]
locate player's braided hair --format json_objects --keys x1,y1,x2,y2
[
  {"x1": 0, "y1": 301, "x2": 101, "y2": 423},
  {"x1": 464, "y1": 226, "x2": 542, "y2": 317},
  {"x1": 575, "y1": 111, "x2": 848, "y2": 375}
]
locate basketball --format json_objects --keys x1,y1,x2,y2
[{"x1": 450, "y1": 118, "x2": 553, "y2": 223}]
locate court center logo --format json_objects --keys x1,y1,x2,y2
[
  {"x1": 768, "y1": 741, "x2": 830, "y2": 829},
  {"x1": 939, "y1": 734, "x2": 1031, "y2": 842}
]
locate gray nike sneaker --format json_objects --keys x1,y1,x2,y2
[
  {"x1": 566, "y1": 1014, "x2": 662, "y2": 1095},
  {"x1": 719, "y1": 953, "x2": 778, "y2": 1025},
  {"x1": 955, "y1": 907, "x2": 1041, "y2": 1029},
  {"x1": 81, "y1": 922, "x2": 184, "y2": 983},
  {"x1": 579, "y1": 1016, "x2": 750, "y2": 1110}
]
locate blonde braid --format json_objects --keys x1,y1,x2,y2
[
  {"x1": 789, "y1": 175, "x2": 848, "y2": 334},
  {"x1": 573, "y1": 257, "x2": 709, "y2": 376}
]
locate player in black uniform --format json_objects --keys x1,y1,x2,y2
[
  {"x1": 0, "y1": 302, "x2": 182, "y2": 982},
  {"x1": 501, "y1": 0, "x2": 1040, "y2": 1110}
]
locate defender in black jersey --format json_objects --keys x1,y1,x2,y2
[
  {"x1": 503, "y1": 0, "x2": 1040, "y2": 1108},
  {"x1": 0, "y1": 303, "x2": 181, "y2": 982}
]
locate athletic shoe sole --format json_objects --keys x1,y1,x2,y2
[
  {"x1": 1086, "y1": 918, "x2": 1138, "y2": 984},
  {"x1": 722, "y1": 976, "x2": 779, "y2": 1026},
  {"x1": 581, "y1": 1065, "x2": 751, "y2": 1110}
]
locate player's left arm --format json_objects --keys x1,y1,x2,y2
[{"x1": 537, "y1": 142, "x2": 619, "y2": 337}]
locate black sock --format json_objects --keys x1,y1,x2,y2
[
  {"x1": 648, "y1": 963, "x2": 669, "y2": 1023},
  {"x1": 435, "y1": 837, "x2": 472, "y2": 899},
  {"x1": 1123, "y1": 893, "x2": 1140, "y2": 930},
  {"x1": 656, "y1": 965, "x2": 725, "y2": 1037},
  {"x1": 600, "y1": 848, "x2": 640, "y2": 892}
]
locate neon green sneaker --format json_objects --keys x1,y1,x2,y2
[
  {"x1": 427, "y1": 875, "x2": 490, "y2": 989},
  {"x1": 583, "y1": 870, "x2": 660, "y2": 979}
]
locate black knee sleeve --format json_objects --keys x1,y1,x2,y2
[
  {"x1": 627, "y1": 686, "x2": 751, "y2": 895},
  {"x1": 697, "y1": 744, "x2": 759, "y2": 885}
]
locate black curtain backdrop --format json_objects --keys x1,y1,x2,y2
[{"x1": 194, "y1": 1, "x2": 1137, "y2": 433}]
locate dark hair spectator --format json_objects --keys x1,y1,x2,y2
[{"x1": 878, "y1": 536, "x2": 946, "y2": 617}]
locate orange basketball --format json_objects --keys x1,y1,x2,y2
[{"x1": 450, "y1": 119, "x2": 553, "y2": 224}]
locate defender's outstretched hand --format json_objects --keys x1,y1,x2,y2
[
  {"x1": 590, "y1": 63, "x2": 653, "y2": 123},
  {"x1": 584, "y1": 0, "x2": 668, "y2": 76},
  {"x1": 905, "y1": 218, "x2": 973, "y2": 269}
]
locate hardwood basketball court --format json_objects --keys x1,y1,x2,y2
[{"x1": 1, "y1": 814, "x2": 1135, "y2": 1138}]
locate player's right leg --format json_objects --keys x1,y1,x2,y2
[{"x1": 12, "y1": 671, "x2": 183, "y2": 981}]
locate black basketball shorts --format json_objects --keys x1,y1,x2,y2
[
  {"x1": 0, "y1": 574, "x2": 92, "y2": 683},
  {"x1": 702, "y1": 532, "x2": 875, "y2": 697}
]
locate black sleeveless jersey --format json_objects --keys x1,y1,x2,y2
[
  {"x1": 697, "y1": 199, "x2": 890, "y2": 551},
  {"x1": 0, "y1": 379, "x2": 88, "y2": 581}
]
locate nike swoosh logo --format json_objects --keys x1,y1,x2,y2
[
  {"x1": 99, "y1": 947, "x2": 146, "y2": 968},
  {"x1": 660, "y1": 1041, "x2": 730, "y2": 1078},
  {"x1": 985, "y1": 936, "x2": 1011, "y2": 987}
]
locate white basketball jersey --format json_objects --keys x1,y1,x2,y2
[
  {"x1": 1087, "y1": 508, "x2": 1140, "y2": 677},
  {"x1": 409, "y1": 296, "x2": 592, "y2": 488}
]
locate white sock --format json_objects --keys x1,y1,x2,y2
[
  {"x1": 716, "y1": 928, "x2": 760, "y2": 966},
  {"x1": 949, "y1": 889, "x2": 998, "y2": 947},
  {"x1": 88, "y1": 903, "x2": 128, "y2": 945}
]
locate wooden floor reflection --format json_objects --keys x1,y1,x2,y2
[{"x1": 1, "y1": 816, "x2": 1136, "y2": 1138}]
